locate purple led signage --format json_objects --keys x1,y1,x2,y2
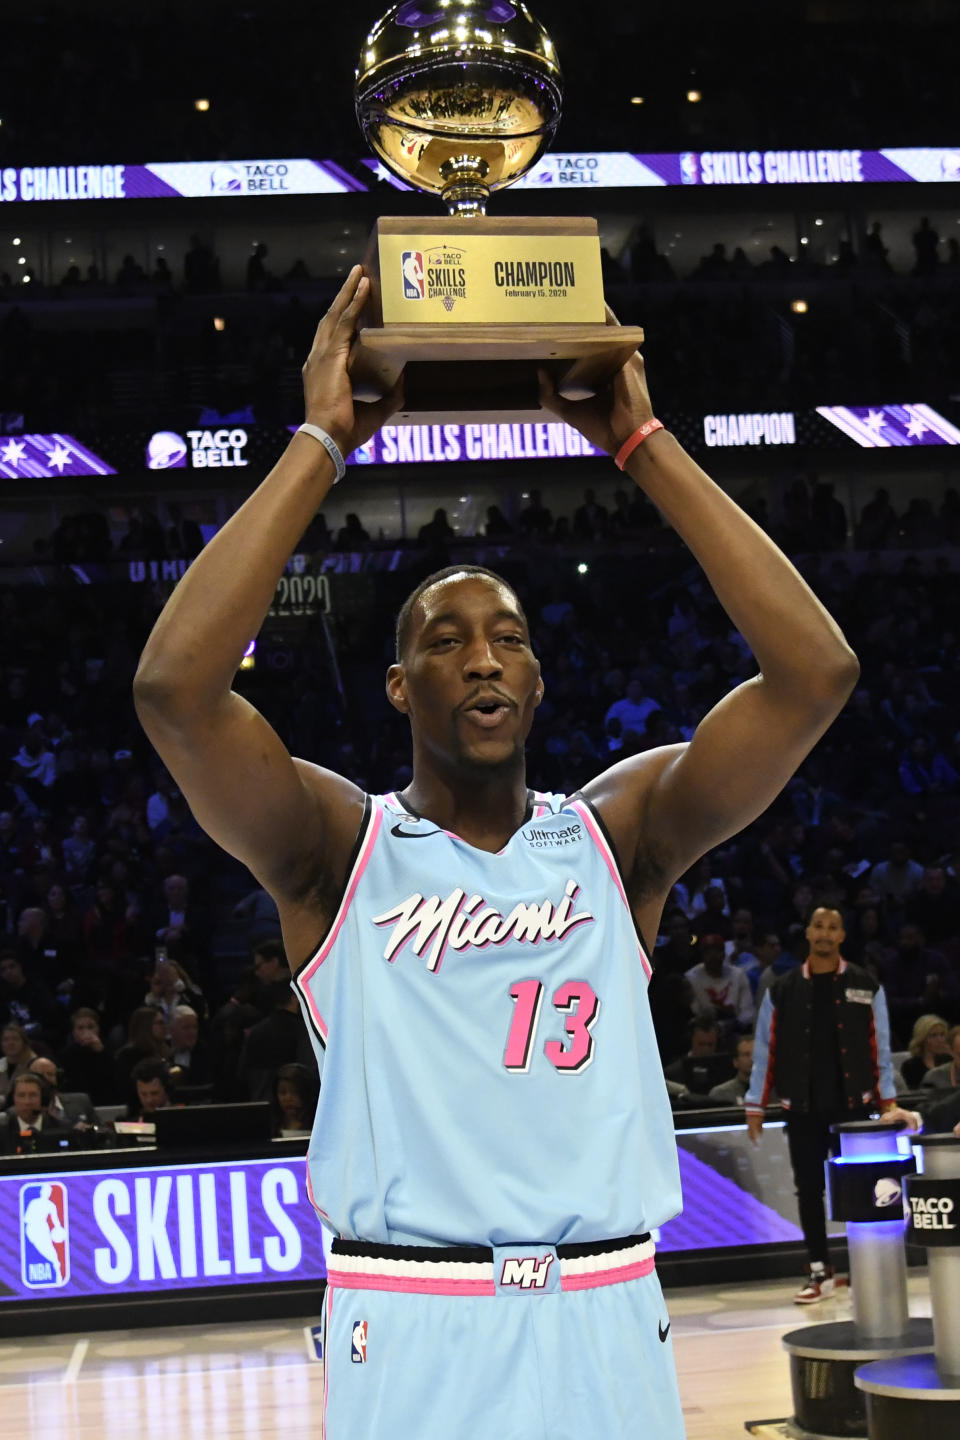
[
  {"x1": 1, "y1": 1157, "x2": 326, "y2": 1302},
  {"x1": 2, "y1": 147, "x2": 959, "y2": 203}
]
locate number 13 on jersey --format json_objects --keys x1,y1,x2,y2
[{"x1": 503, "y1": 979, "x2": 600, "y2": 1075}]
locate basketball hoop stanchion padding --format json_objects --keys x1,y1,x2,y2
[
  {"x1": 855, "y1": 1135, "x2": 960, "y2": 1439},
  {"x1": 780, "y1": 1120, "x2": 933, "y2": 1440}
]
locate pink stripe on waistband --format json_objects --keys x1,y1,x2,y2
[
  {"x1": 326, "y1": 1268, "x2": 496, "y2": 1297},
  {"x1": 561, "y1": 1255, "x2": 656, "y2": 1291}
]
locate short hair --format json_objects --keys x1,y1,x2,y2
[
  {"x1": 13, "y1": 1071, "x2": 50, "y2": 1105},
  {"x1": 691, "y1": 1017, "x2": 719, "y2": 1037},
  {"x1": 71, "y1": 1007, "x2": 101, "y2": 1030},
  {"x1": 131, "y1": 1056, "x2": 173, "y2": 1091},
  {"x1": 394, "y1": 566, "x2": 527, "y2": 662}
]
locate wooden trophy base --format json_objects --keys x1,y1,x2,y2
[{"x1": 349, "y1": 217, "x2": 643, "y2": 426}]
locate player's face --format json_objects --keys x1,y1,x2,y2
[
  {"x1": 388, "y1": 577, "x2": 543, "y2": 772},
  {"x1": 806, "y1": 907, "x2": 845, "y2": 955}
]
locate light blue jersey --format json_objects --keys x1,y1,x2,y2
[{"x1": 293, "y1": 790, "x2": 682, "y2": 1248}]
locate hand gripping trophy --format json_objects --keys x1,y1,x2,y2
[{"x1": 350, "y1": 0, "x2": 645, "y2": 422}]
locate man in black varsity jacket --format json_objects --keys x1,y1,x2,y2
[{"x1": 745, "y1": 906, "x2": 909, "y2": 1303}]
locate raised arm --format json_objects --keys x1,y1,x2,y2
[
  {"x1": 542, "y1": 320, "x2": 859, "y2": 891},
  {"x1": 133, "y1": 268, "x2": 397, "y2": 902}
]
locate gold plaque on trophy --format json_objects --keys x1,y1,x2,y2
[{"x1": 351, "y1": 1, "x2": 644, "y2": 423}]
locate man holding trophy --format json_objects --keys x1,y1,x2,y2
[{"x1": 134, "y1": 5, "x2": 861, "y2": 1435}]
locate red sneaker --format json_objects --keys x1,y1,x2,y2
[{"x1": 794, "y1": 1265, "x2": 836, "y2": 1304}]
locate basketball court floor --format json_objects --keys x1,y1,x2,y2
[{"x1": 0, "y1": 1270, "x2": 934, "y2": 1438}]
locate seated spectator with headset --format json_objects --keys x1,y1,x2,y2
[
  {"x1": 28, "y1": 1055, "x2": 97, "y2": 1128},
  {"x1": 0, "y1": 1072, "x2": 70, "y2": 1153}
]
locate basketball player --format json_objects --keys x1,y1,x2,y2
[{"x1": 134, "y1": 267, "x2": 860, "y2": 1438}]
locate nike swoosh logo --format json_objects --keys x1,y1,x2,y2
[
  {"x1": 391, "y1": 823, "x2": 442, "y2": 839},
  {"x1": 658, "y1": 1321, "x2": 671, "y2": 1343}
]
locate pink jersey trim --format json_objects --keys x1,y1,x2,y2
[
  {"x1": 568, "y1": 799, "x2": 653, "y2": 980},
  {"x1": 321, "y1": 1283, "x2": 332, "y2": 1439},
  {"x1": 326, "y1": 1268, "x2": 496, "y2": 1297},
  {"x1": 561, "y1": 1255, "x2": 655, "y2": 1290},
  {"x1": 295, "y1": 801, "x2": 383, "y2": 1039}
]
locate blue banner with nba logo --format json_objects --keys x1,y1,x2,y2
[{"x1": 0, "y1": 1159, "x2": 327, "y2": 1303}]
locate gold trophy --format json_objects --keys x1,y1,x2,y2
[{"x1": 351, "y1": 0, "x2": 644, "y2": 422}]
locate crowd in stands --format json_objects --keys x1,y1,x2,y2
[
  {"x1": 2, "y1": 488, "x2": 960, "y2": 1146},
  {"x1": 2, "y1": 214, "x2": 957, "y2": 432}
]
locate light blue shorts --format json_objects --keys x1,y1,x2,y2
[{"x1": 321, "y1": 1235, "x2": 686, "y2": 1439}]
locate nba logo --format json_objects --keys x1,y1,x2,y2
[
  {"x1": 20, "y1": 1182, "x2": 69, "y2": 1288},
  {"x1": 401, "y1": 250, "x2": 425, "y2": 300},
  {"x1": 679, "y1": 151, "x2": 700, "y2": 185},
  {"x1": 351, "y1": 1320, "x2": 368, "y2": 1363}
]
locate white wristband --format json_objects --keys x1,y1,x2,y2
[{"x1": 297, "y1": 423, "x2": 346, "y2": 483}]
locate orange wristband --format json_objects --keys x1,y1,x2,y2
[{"x1": 614, "y1": 418, "x2": 664, "y2": 470}]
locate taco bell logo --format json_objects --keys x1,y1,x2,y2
[
  {"x1": 20, "y1": 1182, "x2": 70, "y2": 1288},
  {"x1": 680, "y1": 152, "x2": 700, "y2": 185},
  {"x1": 147, "y1": 431, "x2": 188, "y2": 470},
  {"x1": 210, "y1": 164, "x2": 243, "y2": 194},
  {"x1": 401, "y1": 250, "x2": 425, "y2": 300}
]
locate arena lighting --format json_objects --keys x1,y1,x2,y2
[
  {"x1": 16, "y1": 256, "x2": 25, "y2": 265},
  {"x1": 686, "y1": 89, "x2": 702, "y2": 103},
  {"x1": 800, "y1": 235, "x2": 809, "y2": 244},
  {"x1": 791, "y1": 299, "x2": 809, "y2": 314},
  {"x1": 576, "y1": 562, "x2": 589, "y2": 574},
  {"x1": 630, "y1": 96, "x2": 644, "y2": 105},
  {"x1": 213, "y1": 317, "x2": 226, "y2": 332},
  {"x1": 12, "y1": 237, "x2": 20, "y2": 245},
  {"x1": 194, "y1": 99, "x2": 211, "y2": 112},
  {"x1": 815, "y1": 217, "x2": 824, "y2": 226}
]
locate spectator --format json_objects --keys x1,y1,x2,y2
[
  {"x1": 61, "y1": 815, "x2": 96, "y2": 882},
  {"x1": 144, "y1": 957, "x2": 206, "y2": 1025},
  {"x1": 273, "y1": 1061, "x2": 319, "y2": 1136},
  {"x1": 664, "y1": 1018, "x2": 721, "y2": 1091},
  {"x1": 237, "y1": 980, "x2": 315, "y2": 1102},
  {"x1": 898, "y1": 735, "x2": 959, "y2": 799},
  {"x1": 114, "y1": 1005, "x2": 169, "y2": 1104},
  {"x1": 28, "y1": 1055, "x2": 97, "y2": 1127},
  {"x1": 208, "y1": 969, "x2": 262, "y2": 1100},
  {"x1": 232, "y1": 885, "x2": 282, "y2": 946},
  {"x1": 168, "y1": 1004, "x2": 210, "y2": 1086},
  {"x1": 1, "y1": 1073, "x2": 69, "y2": 1153},
  {"x1": 901, "y1": 1013, "x2": 951, "y2": 1089},
  {"x1": 881, "y1": 924, "x2": 957, "y2": 1041},
  {"x1": 0, "y1": 1022, "x2": 38, "y2": 1102},
  {"x1": 58, "y1": 1007, "x2": 115, "y2": 1104},
  {"x1": 251, "y1": 938, "x2": 291, "y2": 1010},
  {"x1": 10, "y1": 728, "x2": 57, "y2": 811},
  {"x1": 603, "y1": 678, "x2": 661, "y2": 742},
  {"x1": 517, "y1": 489, "x2": 553, "y2": 538},
  {"x1": 572, "y1": 488, "x2": 609, "y2": 541},
  {"x1": 708, "y1": 1036, "x2": 757, "y2": 1106},
  {"x1": 870, "y1": 841, "x2": 924, "y2": 907},
  {"x1": 127, "y1": 1056, "x2": 175, "y2": 1120},
  {"x1": 686, "y1": 935, "x2": 755, "y2": 1035},
  {"x1": 921, "y1": 1024, "x2": 960, "y2": 1096},
  {"x1": 904, "y1": 866, "x2": 960, "y2": 946},
  {"x1": 336, "y1": 513, "x2": 370, "y2": 548},
  {"x1": 0, "y1": 949, "x2": 59, "y2": 1039}
]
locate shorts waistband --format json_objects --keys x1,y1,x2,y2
[{"x1": 327, "y1": 1232, "x2": 655, "y2": 1296}]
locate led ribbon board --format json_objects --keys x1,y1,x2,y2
[{"x1": 2, "y1": 149, "x2": 958, "y2": 202}]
